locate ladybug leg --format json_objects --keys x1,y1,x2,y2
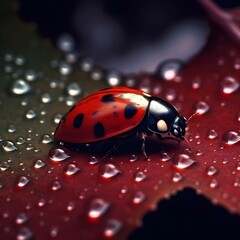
[
  {"x1": 156, "y1": 134, "x2": 180, "y2": 144},
  {"x1": 140, "y1": 132, "x2": 148, "y2": 159}
]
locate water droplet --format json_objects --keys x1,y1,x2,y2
[
  {"x1": 51, "y1": 180, "x2": 62, "y2": 191},
  {"x1": 11, "y1": 79, "x2": 31, "y2": 95},
  {"x1": 207, "y1": 129, "x2": 218, "y2": 139},
  {"x1": 41, "y1": 134, "x2": 53, "y2": 144},
  {"x1": 0, "y1": 162, "x2": 10, "y2": 172},
  {"x1": 25, "y1": 69, "x2": 37, "y2": 81},
  {"x1": 91, "y1": 68, "x2": 103, "y2": 81},
  {"x1": 38, "y1": 198, "x2": 46, "y2": 207},
  {"x1": 89, "y1": 156, "x2": 99, "y2": 165},
  {"x1": 49, "y1": 148, "x2": 70, "y2": 162},
  {"x1": 104, "y1": 219, "x2": 122, "y2": 237},
  {"x1": 50, "y1": 226, "x2": 59, "y2": 238},
  {"x1": 8, "y1": 124, "x2": 16, "y2": 133},
  {"x1": 57, "y1": 33, "x2": 75, "y2": 52},
  {"x1": 236, "y1": 162, "x2": 240, "y2": 171},
  {"x1": 53, "y1": 114, "x2": 63, "y2": 124},
  {"x1": 88, "y1": 198, "x2": 110, "y2": 219},
  {"x1": 16, "y1": 213, "x2": 28, "y2": 224},
  {"x1": 4, "y1": 53, "x2": 14, "y2": 62},
  {"x1": 206, "y1": 165, "x2": 218, "y2": 176},
  {"x1": 209, "y1": 179, "x2": 218, "y2": 188},
  {"x1": 16, "y1": 227, "x2": 33, "y2": 240},
  {"x1": 2, "y1": 140, "x2": 18, "y2": 152},
  {"x1": 67, "y1": 82, "x2": 82, "y2": 96},
  {"x1": 17, "y1": 176, "x2": 30, "y2": 188},
  {"x1": 25, "y1": 109, "x2": 37, "y2": 119},
  {"x1": 165, "y1": 89, "x2": 177, "y2": 101},
  {"x1": 159, "y1": 152, "x2": 171, "y2": 162},
  {"x1": 80, "y1": 57, "x2": 94, "y2": 72},
  {"x1": 172, "y1": 172, "x2": 183, "y2": 183},
  {"x1": 15, "y1": 55, "x2": 26, "y2": 65},
  {"x1": 125, "y1": 77, "x2": 136, "y2": 87},
  {"x1": 59, "y1": 62, "x2": 72, "y2": 75},
  {"x1": 156, "y1": 59, "x2": 184, "y2": 81},
  {"x1": 132, "y1": 191, "x2": 146, "y2": 204},
  {"x1": 99, "y1": 163, "x2": 121, "y2": 179},
  {"x1": 41, "y1": 93, "x2": 52, "y2": 103},
  {"x1": 64, "y1": 163, "x2": 80, "y2": 176},
  {"x1": 234, "y1": 59, "x2": 240, "y2": 70},
  {"x1": 34, "y1": 159, "x2": 45, "y2": 169},
  {"x1": 66, "y1": 201, "x2": 75, "y2": 211},
  {"x1": 173, "y1": 154, "x2": 196, "y2": 169},
  {"x1": 106, "y1": 70, "x2": 121, "y2": 86},
  {"x1": 196, "y1": 149, "x2": 203, "y2": 156},
  {"x1": 65, "y1": 96, "x2": 75, "y2": 106},
  {"x1": 222, "y1": 131, "x2": 240, "y2": 145},
  {"x1": 133, "y1": 171, "x2": 147, "y2": 183},
  {"x1": 195, "y1": 101, "x2": 210, "y2": 115},
  {"x1": 129, "y1": 154, "x2": 138, "y2": 162},
  {"x1": 221, "y1": 76, "x2": 239, "y2": 94},
  {"x1": 192, "y1": 78, "x2": 202, "y2": 89}
]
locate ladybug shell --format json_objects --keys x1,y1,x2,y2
[{"x1": 54, "y1": 87, "x2": 151, "y2": 144}]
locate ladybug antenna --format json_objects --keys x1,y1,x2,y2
[{"x1": 186, "y1": 112, "x2": 199, "y2": 123}]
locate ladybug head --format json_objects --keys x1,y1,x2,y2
[
  {"x1": 147, "y1": 98, "x2": 187, "y2": 140},
  {"x1": 170, "y1": 116, "x2": 187, "y2": 140}
]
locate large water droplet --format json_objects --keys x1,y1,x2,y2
[
  {"x1": 17, "y1": 176, "x2": 30, "y2": 188},
  {"x1": 195, "y1": 101, "x2": 210, "y2": 115},
  {"x1": 156, "y1": 59, "x2": 184, "y2": 81},
  {"x1": 16, "y1": 213, "x2": 28, "y2": 225},
  {"x1": 104, "y1": 219, "x2": 122, "y2": 237},
  {"x1": 88, "y1": 198, "x2": 110, "y2": 219},
  {"x1": 132, "y1": 191, "x2": 146, "y2": 204},
  {"x1": 8, "y1": 124, "x2": 16, "y2": 133},
  {"x1": 172, "y1": 172, "x2": 183, "y2": 183},
  {"x1": 133, "y1": 171, "x2": 147, "y2": 183},
  {"x1": 49, "y1": 148, "x2": 70, "y2": 162},
  {"x1": 207, "y1": 129, "x2": 218, "y2": 139},
  {"x1": 11, "y1": 79, "x2": 31, "y2": 95},
  {"x1": 221, "y1": 76, "x2": 239, "y2": 94},
  {"x1": 99, "y1": 163, "x2": 121, "y2": 179},
  {"x1": 41, "y1": 134, "x2": 53, "y2": 144},
  {"x1": 34, "y1": 159, "x2": 46, "y2": 169},
  {"x1": 173, "y1": 154, "x2": 196, "y2": 169},
  {"x1": 16, "y1": 227, "x2": 33, "y2": 240},
  {"x1": 206, "y1": 165, "x2": 218, "y2": 176},
  {"x1": 0, "y1": 162, "x2": 10, "y2": 172},
  {"x1": 222, "y1": 131, "x2": 240, "y2": 145},
  {"x1": 64, "y1": 163, "x2": 80, "y2": 176},
  {"x1": 2, "y1": 140, "x2": 18, "y2": 152},
  {"x1": 25, "y1": 109, "x2": 37, "y2": 119},
  {"x1": 53, "y1": 114, "x2": 63, "y2": 124}
]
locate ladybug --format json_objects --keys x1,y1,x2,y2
[{"x1": 54, "y1": 86, "x2": 187, "y2": 157}]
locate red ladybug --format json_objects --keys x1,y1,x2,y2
[{"x1": 54, "y1": 86, "x2": 187, "y2": 157}]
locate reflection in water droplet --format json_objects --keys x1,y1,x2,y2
[
  {"x1": 206, "y1": 165, "x2": 218, "y2": 176},
  {"x1": 59, "y1": 62, "x2": 72, "y2": 75},
  {"x1": 159, "y1": 152, "x2": 171, "y2": 162},
  {"x1": 25, "y1": 109, "x2": 37, "y2": 119},
  {"x1": 11, "y1": 79, "x2": 31, "y2": 95},
  {"x1": 156, "y1": 59, "x2": 184, "y2": 81},
  {"x1": 17, "y1": 176, "x2": 30, "y2": 188},
  {"x1": 88, "y1": 198, "x2": 110, "y2": 219},
  {"x1": 221, "y1": 76, "x2": 239, "y2": 94},
  {"x1": 15, "y1": 55, "x2": 26, "y2": 65},
  {"x1": 129, "y1": 154, "x2": 138, "y2": 162},
  {"x1": 89, "y1": 156, "x2": 99, "y2": 165},
  {"x1": 172, "y1": 172, "x2": 183, "y2": 183},
  {"x1": 192, "y1": 78, "x2": 202, "y2": 89},
  {"x1": 173, "y1": 154, "x2": 196, "y2": 169},
  {"x1": 104, "y1": 219, "x2": 122, "y2": 237},
  {"x1": 16, "y1": 227, "x2": 33, "y2": 240},
  {"x1": 67, "y1": 82, "x2": 82, "y2": 96},
  {"x1": 106, "y1": 70, "x2": 121, "y2": 86},
  {"x1": 25, "y1": 69, "x2": 37, "y2": 81},
  {"x1": 8, "y1": 124, "x2": 16, "y2": 133},
  {"x1": 207, "y1": 129, "x2": 218, "y2": 139},
  {"x1": 51, "y1": 180, "x2": 62, "y2": 191},
  {"x1": 165, "y1": 89, "x2": 177, "y2": 101},
  {"x1": 222, "y1": 131, "x2": 240, "y2": 145},
  {"x1": 80, "y1": 57, "x2": 94, "y2": 72},
  {"x1": 133, "y1": 171, "x2": 147, "y2": 183},
  {"x1": 0, "y1": 162, "x2": 10, "y2": 172},
  {"x1": 53, "y1": 114, "x2": 63, "y2": 124},
  {"x1": 195, "y1": 101, "x2": 210, "y2": 115},
  {"x1": 209, "y1": 179, "x2": 218, "y2": 188},
  {"x1": 66, "y1": 201, "x2": 75, "y2": 211},
  {"x1": 236, "y1": 162, "x2": 240, "y2": 171},
  {"x1": 49, "y1": 148, "x2": 70, "y2": 162},
  {"x1": 132, "y1": 191, "x2": 146, "y2": 204},
  {"x1": 91, "y1": 68, "x2": 103, "y2": 81},
  {"x1": 34, "y1": 159, "x2": 45, "y2": 169},
  {"x1": 64, "y1": 164, "x2": 80, "y2": 176},
  {"x1": 99, "y1": 163, "x2": 121, "y2": 179},
  {"x1": 38, "y1": 198, "x2": 46, "y2": 207},
  {"x1": 2, "y1": 141, "x2": 18, "y2": 152},
  {"x1": 16, "y1": 213, "x2": 28, "y2": 225},
  {"x1": 41, "y1": 93, "x2": 52, "y2": 103},
  {"x1": 57, "y1": 33, "x2": 75, "y2": 52}
]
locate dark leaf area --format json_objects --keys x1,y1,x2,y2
[{"x1": 0, "y1": 1, "x2": 240, "y2": 240}]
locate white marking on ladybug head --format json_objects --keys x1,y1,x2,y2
[{"x1": 157, "y1": 119, "x2": 168, "y2": 132}]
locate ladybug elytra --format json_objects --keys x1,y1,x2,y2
[{"x1": 54, "y1": 87, "x2": 187, "y2": 157}]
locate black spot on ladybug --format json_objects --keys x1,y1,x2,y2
[
  {"x1": 73, "y1": 114, "x2": 84, "y2": 128},
  {"x1": 113, "y1": 112, "x2": 118, "y2": 117},
  {"x1": 101, "y1": 94, "x2": 115, "y2": 103},
  {"x1": 92, "y1": 111, "x2": 98, "y2": 116},
  {"x1": 94, "y1": 122, "x2": 105, "y2": 138},
  {"x1": 124, "y1": 105, "x2": 137, "y2": 119}
]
